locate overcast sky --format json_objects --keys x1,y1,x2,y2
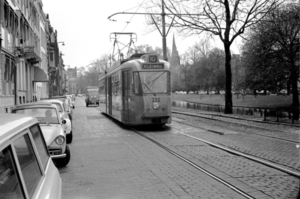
[{"x1": 42, "y1": 0, "x2": 239, "y2": 69}]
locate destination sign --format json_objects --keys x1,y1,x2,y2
[{"x1": 142, "y1": 64, "x2": 164, "y2": 69}]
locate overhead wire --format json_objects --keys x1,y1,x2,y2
[{"x1": 106, "y1": 0, "x2": 148, "y2": 56}]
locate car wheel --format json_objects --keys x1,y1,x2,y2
[
  {"x1": 66, "y1": 131, "x2": 73, "y2": 144},
  {"x1": 55, "y1": 145, "x2": 71, "y2": 168},
  {"x1": 86, "y1": 103, "x2": 89, "y2": 107}
]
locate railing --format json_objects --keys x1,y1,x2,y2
[{"x1": 172, "y1": 100, "x2": 298, "y2": 124}]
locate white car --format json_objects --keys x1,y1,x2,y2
[
  {"x1": 0, "y1": 113, "x2": 62, "y2": 198},
  {"x1": 66, "y1": 94, "x2": 75, "y2": 109},
  {"x1": 41, "y1": 99, "x2": 73, "y2": 144},
  {"x1": 11, "y1": 104, "x2": 71, "y2": 167}
]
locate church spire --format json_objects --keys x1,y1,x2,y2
[
  {"x1": 169, "y1": 34, "x2": 181, "y2": 91},
  {"x1": 171, "y1": 34, "x2": 178, "y2": 58},
  {"x1": 170, "y1": 34, "x2": 180, "y2": 68}
]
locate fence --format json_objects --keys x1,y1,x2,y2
[{"x1": 172, "y1": 100, "x2": 297, "y2": 124}]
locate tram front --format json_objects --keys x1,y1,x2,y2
[{"x1": 132, "y1": 54, "x2": 172, "y2": 126}]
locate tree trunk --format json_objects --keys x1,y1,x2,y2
[{"x1": 224, "y1": 42, "x2": 233, "y2": 114}]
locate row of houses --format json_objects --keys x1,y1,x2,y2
[{"x1": 0, "y1": 0, "x2": 67, "y2": 113}]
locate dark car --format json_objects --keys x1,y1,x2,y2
[{"x1": 85, "y1": 86, "x2": 99, "y2": 107}]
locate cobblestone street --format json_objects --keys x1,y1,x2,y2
[
  {"x1": 59, "y1": 98, "x2": 251, "y2": 198},
  {"x1": 58, "y1": 97, "x2": 300, "y2": 199}
]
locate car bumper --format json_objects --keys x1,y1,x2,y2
[
  {"x1": 51, "y1": 154, "x2": 67, "y2": 159},
  {"x1": 49, "y1": 149, "x2": 67, "y2": 159}
]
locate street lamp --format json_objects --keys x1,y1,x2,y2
[{"x1": 57, "y1": 41, "x2": 65, "y2": 46}]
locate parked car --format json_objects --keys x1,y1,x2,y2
[
  {"x1": 41, "y1": 99, "x2": 73, "y2": 144},
  {"x1": 50, "y1": 96, "x2": 73, "y2": 118},
  {"x1": 66, "y1": 94, "x2": 76, "y2": 109},
  {"x1": 0, "y1": 113, "x2": 62, "y2": 199},
  {"x1": 11, "y1": 103, "x2": 71, "y2": 167},
  {"x1": 278, "y1": 89, "x2": 288, "y2": 95}
]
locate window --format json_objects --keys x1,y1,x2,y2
[
  {"x1": 29, "y1": 125, "x2": 49, "y2": 169},
  {"x1": 0, "y1": 147, "x2": 24, "y2": 199},
  {"x1": 134, "y1": 72, "x2": 140, "y2": 94},
  {"x1": 14, "y1": 108, "x2": 59, "y2": 124},
  {"x1": 139, "y1": 71, "x2": 169, "y2": 94},
  {"x1": 14, "y1": 134, "x2": 42, "y2": 198},
  {"x1": 52, "y1": 103, "x2": 63, "y2": 112},
  {"x1": 50, "y1": 52, "x2": 54, "y2": 62},
  {"x1": 4, "y1": 56, "x2": 10, "y2": 81}
]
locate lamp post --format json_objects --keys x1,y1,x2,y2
[{"x1": 57, "y1": 41, "x2": 65, "y2": 46}]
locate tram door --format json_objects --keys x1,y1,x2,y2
[
  {"x1": 122, "y1": 71, "x2": 131, "y2": 122},
  {"x1": 107, "y1": 76, "x2": 112, "y2": 115}
]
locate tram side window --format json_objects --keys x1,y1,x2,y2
[
  {"x1": 0, "y1": 147, "x2": 24, "y2": 199},
  {"x1": 134, "y1": 73, "x2": 140, "y2": 94}
]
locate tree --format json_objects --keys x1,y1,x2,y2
[
  {"x1": 184, "y1": 39, "x2": 211, "y2": 65},
  {"x1": 128, "y1": 44, "x2": 171, "y2": 60},
  {"x1": 241, "y1": 2, "x2": 300, "y2": 119},
  {"x1": 147, "y1": 0, "x2": 282, "y2": 114}
]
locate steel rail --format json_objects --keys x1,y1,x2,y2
[
  {"x1": 177, "y1": 131, "x2": 300, "y2": 178},
  {"x1": 132, "y1": 128, "x2": 256, "y2": 199},
  {"x1": 172, "y1": 110, "x2": 299, "y2": 144}
]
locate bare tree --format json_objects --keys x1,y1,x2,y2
[
  {"x1": 184, "y1": 39, "x2": 211, "y2": 65},
  {"x1": 146, "y1": 0, "x2": 283, "y2": 113}
]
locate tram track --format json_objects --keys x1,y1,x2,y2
[
  {"x1": 131, "y1": 128, "x2": 256, "y2": 199},
  {"x1": 172, "y1": 109, "x2": 300, "y2": 144},
  {"x1": 131, "y1": 125, "x2": 300, "y2": 199}
]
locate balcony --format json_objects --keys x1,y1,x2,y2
[{"x1": 23, "y1": 46, "x2": 41, "y2": 64}]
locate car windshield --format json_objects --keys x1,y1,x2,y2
[
  {"x1": 51, "y1": 102, "x2": 63, "y2": 112},
  {"x1": 137, "y1": 71, "x2": 169, "y2": 94},
  {"x1": 88, "y1": 90, "x2": 98, "y2": 96},
  {"x1": 13, "y1": 108, "x2": 59, "y2": 124}
]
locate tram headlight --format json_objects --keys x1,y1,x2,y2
[{"x1": 153, "y1": 102, "x2": 160, "y2": 110}]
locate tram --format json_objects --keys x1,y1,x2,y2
[{"x1": 98, "y1": 53, "x2": 172, "y2": 126}]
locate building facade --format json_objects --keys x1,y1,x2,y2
[
  {"x1": 0, "y1": 0, "x2": 65, "y2": 113},
  {"x1": 67, "y1": 67, "x2": 77, "y2": 94}
]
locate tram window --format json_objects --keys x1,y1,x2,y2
[
  {"x1": 134, "y1": 73, "x2": 140, "y2": 94},
  {"x1": 139, "y1": 71, "x2": 168, "y2": 94}
]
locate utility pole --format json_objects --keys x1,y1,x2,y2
[
  {"x1": 161, "y1": 0, "x2": 167, "y2": 61},
  {"x1": 108, "y1": 0, "x2": 175, "y2": 61}
]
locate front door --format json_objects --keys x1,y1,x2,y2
[
  {"x1": 122, "y1": 71, "x2": 131, "y2": 122},
  {"x1": 108, "y1": 77, "x2": 112, "y2": 115}
]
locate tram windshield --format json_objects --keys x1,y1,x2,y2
[{"x1": 137, "y1": 71, "x2": 169, "y2": 94}]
